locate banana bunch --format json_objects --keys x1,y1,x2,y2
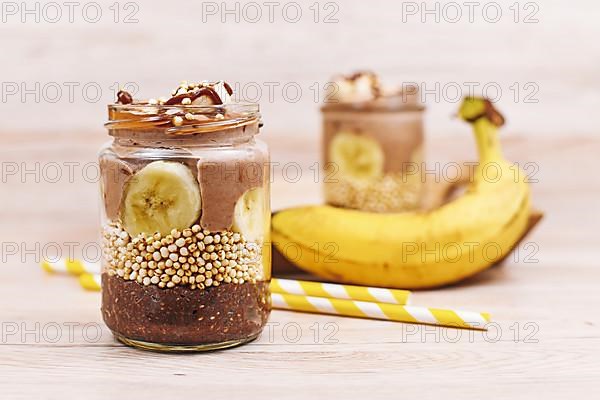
[{"x1": 272, "y1": 97, "x2": 532, "y2": 289}]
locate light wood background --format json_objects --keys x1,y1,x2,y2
[
  {"x1": 1, "y1": 0, "x2": 599, "y2": 139},
  {"x1": 1, "y1": 1, "x2": 600, "y2": 399}
]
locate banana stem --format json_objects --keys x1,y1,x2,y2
[{"x1": 473, "y1": 118, "x2": 504, "y2": 164}]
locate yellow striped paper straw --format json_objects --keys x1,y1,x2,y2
[
  {"x1": 272, "y1": 293, "x2": 491, "y2": 330},
  {"x1": 80, "y1": 273, "x2": 102, "y2": 291},
  {"x1": 271, "y1": 278, "x2": 410, "y2": 305},
  {"x1": 41, "y1": 258, "x2": 100, "y2": 275}
]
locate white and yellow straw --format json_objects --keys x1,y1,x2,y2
[
  {"x1": 41, "y1": 258, "x2": 100, "y2": 275},
  {"x1": 79, "y1": 273, "x2": 102, "y2": 291},
  {"x1": 271, "y1": 278, "x2": 410, "y2": 305},
  {"x1": 272, "y1": 293, "x2": 490, "y2": 330}
]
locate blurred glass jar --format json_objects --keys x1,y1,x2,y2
[
  {"x1": 322, "y1": 80, "x2": 425, "y2": 212},
  {"x1": 99, "y1": 102, "x2": 271, "y2": 352}
]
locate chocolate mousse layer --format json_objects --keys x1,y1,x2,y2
[
  {"x1": 99, "y1": 155, "x2": 138, "y2": 221},
  {"x1": 198, "y1": 141, "x2": 268, "y2": 232},
  {"x1": 322, "y1": 106, "x2": 424, "y2": 174},
  {"x1": 102, "y1": 274, "x2": 270, "y2": 346},
  {"x1": 321, "y1": 72, "x2": 424, "y2": 174},
  {"x1": 100, "y1": 122, "x2": 267, "y2": 232},
  {"x1": 99, "y1": 154, "x2": 197, "y2": 222}
]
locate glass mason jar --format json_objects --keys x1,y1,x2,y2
[
  {"x1": 99, "y1": 102, "x2": 271, "y2": 352},
  {"x1": 322, "y1": 93, "x2": 425, "y2": 212}
]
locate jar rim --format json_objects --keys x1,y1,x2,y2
[{"x1": 105, "y1": 102, "x2": 260, "y2": 134}]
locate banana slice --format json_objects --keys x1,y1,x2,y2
[
  {"x1": 121, "y1": 161, "x2": 201, "y2": 236},
  {"x1": 329, "y1": 131, "x2": 384, "y2": 181},
  {"x1": 232, "y1": 187, "x2": 266, "y2": 243}
]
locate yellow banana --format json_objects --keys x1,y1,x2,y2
[{"x1": 272, "y1": 98, "x2": 531, "y2": 289}]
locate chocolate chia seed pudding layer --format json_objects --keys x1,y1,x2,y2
[{"x1": 102, "y1": 274, "x2": 270, "y2": 346}]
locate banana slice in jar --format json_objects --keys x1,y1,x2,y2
[
  {"x1": 329, "y1": 131, "x2": 384, "y2": 181},
  {"x1": 232, "y1": 187, "x2": 266, "y2": 244},
  {"x1": 121, "y1": 161, "x2": 201, "y2": 236}
]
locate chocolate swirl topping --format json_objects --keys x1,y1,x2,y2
[
  {"x1": 166, "y1": 81, "x2": 233, "y2": 106},
  {"x1": 107, "y1": 80, "x2": 258, "y2": 133},
  {"x1": 165, "y1": 86, "x2": 226, "y2": 106},
  {"x1": 116, "y1": 90, "x2": 133, "y2": 105}
]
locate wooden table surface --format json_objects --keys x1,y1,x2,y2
[{"x1": 1, "y1": 132, "x2": 599, "y2": 399}]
